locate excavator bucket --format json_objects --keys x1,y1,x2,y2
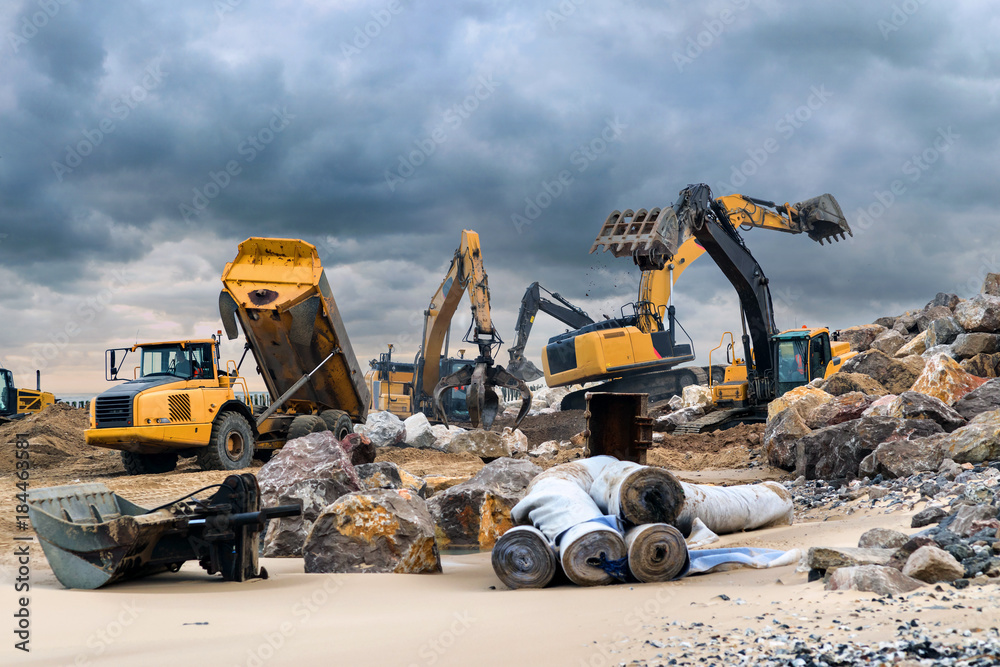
[
  {"x1": 506, "y1": 355, "x2": 544, "y2": 383},
  {"x1": 433, "y1": 361, "x2": 531, "y2": 430},
  {"x1": 791, "y1": 193, "x2": 852, "y2": 245}
]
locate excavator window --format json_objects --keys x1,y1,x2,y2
[
  {"x1": 0, "y1": 369, "x2": 12, "y2": 415},
  {"x1": 809, "y1": 336, "x2": 827, "y2": 380},
  {"x1": 776, "y1": 340, "x2": 807, "y2": 384}
]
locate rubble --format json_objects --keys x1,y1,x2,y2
[
  {"x1": 426, "y1": 457, "x2": 541, "y2": 549},
  {"x1": 952, "y1": 332, "x2": 1000, "y2": 358},
  {"x1": 258, "y1": 431, "x2": 362, "y2": 557},
  {"x1": 805, "y1": 391, "x2": 876, "y2": 429},
  {"x1": 429, "y1": 423, "x2": 466, "y2": 450},
  {"x1": 303, "y1": 489, "x2": 441, "y2": 574},
  {"x1": 499, "y1": 427, "x2": 529, "y2": 456},
  {"x1": 926, "y1": 315, "x2": 964, "y2": 347},
  {"x1": 362, "y1": 410, "x2": 406, "y2": 447},
  {"x1": 340, "y1": 432, "x2": 376, "y2": 466}
]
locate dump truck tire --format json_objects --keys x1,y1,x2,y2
[
  {"x1": 198, "y1": 411, "x2": 255, "y2": 471},
  {"x1": 319, "y1": 409, "x2": 353, "y2": 441},
  {"x1": 287, "y1": 414, "x2": 326, "y2": 441},
  {"x1": 121, "y1": 451, "x2": 178, "y2": 475}
]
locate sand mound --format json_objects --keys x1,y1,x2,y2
[
  {"x1": 649, "y1": 423, "x2": 764, "y2": 471},
  {"x1": 0, "y1": 403, "x2": 92, "y2": 473}
]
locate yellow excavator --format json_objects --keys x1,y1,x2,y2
[
  {"x1": 366, "y1": 229, "x2": 532, "y2": 429},
  {"x1": 0, "y1": 369, "x2": 55, "y2": 423},
  {"x1": 591, "y1": 183, "x2": 855, "y2": 431}
]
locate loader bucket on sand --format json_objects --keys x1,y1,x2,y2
[
  {"x1": 28, "y1": 474, "x2": 300, "y2": 589},
  {"x1": 792, "y1": 193, "x2": 852, "y2": 245},
  {"x1": 433, "y1": 361, "x2": 531, "y2": 430}
]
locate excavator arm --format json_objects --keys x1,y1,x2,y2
[
  {"x1": 506, "y1": 282, "x2": 594, "y2": 382},
  {"x1": 419, "y1": 230, "x2": 531, "y2": 429},
  {"x1": 591, "y1": 183, "x2": 851, "y2": 404}
]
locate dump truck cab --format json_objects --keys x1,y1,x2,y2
[{"x1": 85, "y1": 337, "x2": 257, "y2": 474}]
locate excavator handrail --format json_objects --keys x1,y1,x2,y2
[{"x1": 707, "y1": 331, "x2": 737, "y2": 389}]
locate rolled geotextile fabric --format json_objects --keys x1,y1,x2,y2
[
  {"x1": 559, "y1": 521, "x2": 627, "y2": 587},
  {"x1": 624, "y1": 523, "x2": 690, "y2": 583},
  {"x1": 512, "y1": 456, "x2": 619, "y2": 542},
  {"x1": 590, "y1": 461, "x2": 686, "y2": 526},
  {"x1": 491, "y1": 526, "x2": 558, "y2": 589},
  {"x1": 675, "y1": 481, "x2": 793, "y2": 535}
]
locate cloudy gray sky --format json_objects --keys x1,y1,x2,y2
[{"x1": 2, "y1": 0, "x2": 999, "y2": 394}]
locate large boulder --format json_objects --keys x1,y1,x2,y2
[
  {"x1": 948, "y1": 504, "x2": 999, "y2": 537},
  {"x1": 870, "y1": 330, "x2": 907, "y2": 358},
  {"x1": 499, "y1": 427, "x2": 529, "y2": 456},
  {"x1": 821, "y1": 372, "x2": 889, "y2": 397},
  {"x1": 303, "y1": 489, "x2": 442, "y2": 574},
  {"x1": 926, "y1": 292, "x2": 962, "y2": 311},
  {"x1": 954, "y1": 294, "x2": 1000, "y2": 333},
  {"x1": 894, "y1": 330, "x2": 930, "y2": 358},
  {"x1": 902, "y1": 546, "x2": 965, "y2": 583},
  {"x1": 951, "y1": 333, "x2": 1000, "y2": 359},
  {"x1": 258, "y1": 431, "x2": 363, "y2": 557},
  {"x1": 766, "y1": 385, "x2": 833, "y2": 422},
  {"x1": 885, "y1": 391, "x2": 967, "y2": 432},
  {"x1": 833, "y1": 324, "x2": 887, "y2": 352},
  {"x1": 763, "y1": 408, "x2": 812, "y2": 470},
  {"x1": 797, "y1": 416, "x2": 941, "y2": 480},
  {"x1": 681, "y1": 384, "x2": 713, "y2": 409},
  {"x1": 984, "y1": 273, "x2": 1000, "y2": 297},
  {"x1": 429, "y1": 424, "x2": 466, "y2": 451},
  {"x1": 910, "y1": 353, "x2": 988, "y2": 405},
  {"x1": 858, "y1": 528, "x2": 909, "y2": 550},
  {"x1": 915, "y1": 305, "x2": 955, "y2": 332},
  {"x1": 807, "y1": 546, "x2": 896, "y2": 571},
  {"x1": 427, "y1": 458, "x2": 542, "y2": 550},
  {"x1": 962, "y1": 352, "x2": 1000, "y2": 379},
  {"x1": 363, "y1": 411, "x2": 406, "y2": 447},
  {"x1": 862, "y1": 394, "x2": 898, "y2": 417},
  {"x1": 926, "y1": 316, "x2": 965, "y2": 347},
  {"x1": 859, "y1": 427, "x2": 949, "y2": 479},
  {"x1": 806, "y1": 391, "x2": 877, "y2": 429},
  {"x1": 341, "y1": 432, "x2": 376, "y2": 466},
  {"x1": 826, "y1": 565, "x2": 925, "y2": 595},
  {"x1": 356, "y1": 461, "x2": 428, "y2": 498},
  {"x1": 943, "y1": 410, "x2": 1000, "y2": 464},
  {"x1": 952, "y1": 379, "x2": 1000, "y2": 420},
  {"x1": 402, "y1": 413, "x2": 438, "y2": 449},
  {"x1": 840, "y1": 349, "x2": 920, "y2": 394},
  {"x1": 446, "y1": 429, "x2": 509, "y2": 460}
]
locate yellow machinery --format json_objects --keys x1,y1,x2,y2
[
  {"x1": 367, "y1": 229, "x2": 531, "y2": 429},
  {"x1": 542, "y1": 190, "x2": 855, "y2": 411},
  {"x1": 590, "y1": 183, "x2": 855, "y2": 431},
  {"x1": 85, "y1": 238, "x2": 369, "y2": 474},
  {"x1": 0, "y1": 369, "x2": 55, "y2": 422}
]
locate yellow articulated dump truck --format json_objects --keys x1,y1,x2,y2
[
  {"x1": 0, "y1": 369, "x2": 55, "y2": 423},
  {"x1": 84, "y1": 238, "x2": 370, "y2": 474}
]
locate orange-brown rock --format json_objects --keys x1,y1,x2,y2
[
  {"x1": 766, "y1": 385, "x2": 833, "y2": 422},
  {"x1": 910, "y1": 353, "x2": 988, "y2": 405}
]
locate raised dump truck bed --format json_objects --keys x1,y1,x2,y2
[{"x1": 219, "y1": 238, "x2": 370, "y2": 423}]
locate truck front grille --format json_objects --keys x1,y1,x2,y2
[{"x1": 95, "y1": 396, "x2": 133, "y2": 428}]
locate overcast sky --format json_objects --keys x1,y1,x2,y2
[{"x1": 2, "y1": 0, "x2": 999, "y2": 394}]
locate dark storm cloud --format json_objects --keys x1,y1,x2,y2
[{"x1": 2, "y1": 0, "x2": 1000, "y2": 385}]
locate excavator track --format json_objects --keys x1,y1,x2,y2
[
  {"x1": 559, "y1": 365, "x2": 723, "y2": 412},
  {"x1": 672, "y1": 406, "x2": 766, "y2": 434}
]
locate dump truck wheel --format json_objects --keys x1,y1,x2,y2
[
  {"x1": 319, "y1": 409, "x2": 354, "y2": 441},
  {"x1": 121, "y1": 451, "x2": 178, "y2": 475},
  {"x1": 286, "y1": 414, "x2": 326, "y2": 441},
  {"x1": 198, "y1": 411, "x2": 255, "y2": 471}
]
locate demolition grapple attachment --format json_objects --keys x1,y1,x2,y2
[{"x1": 433, "y1": 358, "x2": 531, "y2": 430}]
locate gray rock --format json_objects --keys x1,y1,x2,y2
[
  {"x1": 426, "y1": 457, "x2": 542, "y2": 550},
  {"x1": 911, "y1": 506, "x2": 949, "y2": 528},
  {"x1": 304, "y1": 489, "x2": 442, "y2": 574},
  {"x1": 858, "y1": 528, "x2": 909, "y2": 550},
  {"x1": 446, "y1": 429, "x2": 509, "y2": 460},
  {"x1": 902, "y1": 545, "x2": 965, "y2": 583},
  {"x1": 825, "y1": 565, "x2": 925, "y2": 596},
  {"x1": 402, "y1": 412, "x2": 438, "y2": 449},
  {"x1": 763, "y1": 407, "x2": 812, "y2": 470},
  {"x1": 833, "y1": 324, "x2": 887, "y2": 352},
  {"x1": 806, "y1": 392, "x2": 878, "y2": 429},
  {"x1": 802, "y1": 416, "x2": 943, "y2": 480},
  {"x1": 984, "y1": 273, "x2": 1000, "y2": 298},
  {"x1": 870, "y1": 330, "x2": 907, "y2": 357},
  {"x1": 861, "y1": 430, "x2": 949, "y2": 479},
  {"x1": 943, "y1": 411, "x2": 1000, "y2": 464},
  {"x1": 873, "y1": 316, "x2": 898, "y2": 329},
  {"x1": 841, "y1": 349, "x2": 921, "y2": 395},
  {"x1": 954, "y1": 294, "x2": 1000, "y2": 333},
  {"x1": 356, "y1": 461, "x2": 428, "y2": 498},
  {"x1": 886, "y1": 391, "x2": 967, "y2": 432},
  {"x1": 927, "y1": 292, "x2": 962, "y2": 311},
  {"x1": 926, "y1": 316, "x2": 964, "y2": 347},
  {"x1": 952, "y1": 378, "x2": 1000, "y2": 420},
  {"x1": 949, "y1": 504, "x2": 998, "y2": 537},
  {"x1": 916, "y1": 305, "x2": 955, "y2": 333},
  {"x1": 952, "y1": 333, "x2": 1000, "y2": 359},
  {"x1": 258, "y1": 431, "x2": 363, "y2": 557},
  {"x1": 807, "y1": 546, "x2": 896, "y2": 571},
  {"x1": 363, "y1": 411, "x2": 406, "y2": 447}
]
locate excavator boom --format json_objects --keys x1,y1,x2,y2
[{"x1": 506, "y1": 282, "x2": 594, "y2": 382}]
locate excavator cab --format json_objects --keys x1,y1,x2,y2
[
  {"x1": 771, "y1": 328, "x2": 844, "y2": 396},
  {"x1": 0, "y1": 369, "x2": 14, "y2": 418}
]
